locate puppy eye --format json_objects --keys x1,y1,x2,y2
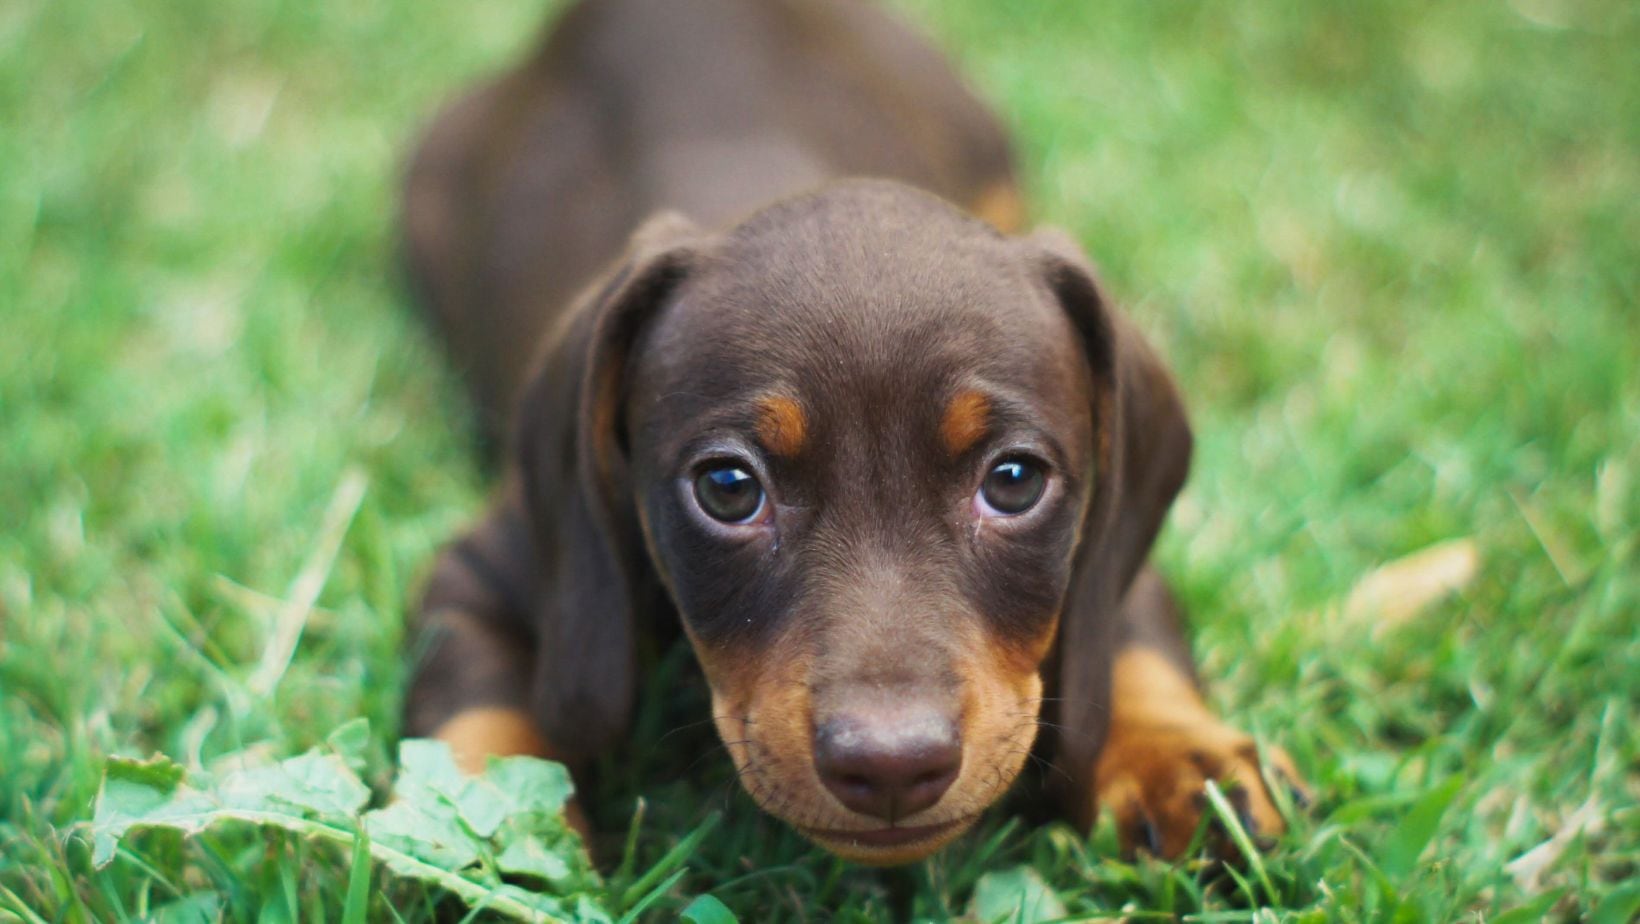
[
  {"x1": 694, "y1": 465, "x2": 765, "y2": 523},
  {"x1": 978, "y1": 457, "x2": 1046, "y2": 516}
]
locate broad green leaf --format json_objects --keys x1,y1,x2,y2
[
  {"x1": 497, "y1": 886, "x2": 616, "y2": 924},
  {"x1": 395, "y1": 738, "x2": 469, "y2": 789},
  {"x1": 485, "y1": 754, "x2": 575, "y2": 817},
  {"x1": 363, "y1": 798, "x2": 482, "y2": 872},
  {"x1": 394, "y1": 738, "x2": 507, "y2": 838},
  {"x1": 225, "y1": 751, "x2": 371, "y2": 817},
  {"x1": 106, "y1": 753, "x2": 188, "y2": 790},
  {"x1": 967, "y1": 865, "x2": 1068, "y2": 924},
  {"x1": 327, "y1": 717, "x2": 374, "y2": 773},
  {"x1": 566, "y1": 894, "x2": 618, "y2": 924},
  {"x1": 497, "y1": 836, "x2": 573, "y2": 885},
  {"x1": 91, "y1": 758, "x2": 219, "y2": 867},
  {"x1": 92, "y1": 743, "x2": 374, "y2": 867},
  {"x1": 87, "y1": 730, "x2": 602, "y2": 923}
]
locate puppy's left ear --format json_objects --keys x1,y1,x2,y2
[
  {"x1": 1023, "y1": 229, "x2": 1194, "y2": 803},
  {"x1": 512, "y1": 212, "x2": 712, "y2": 761}
]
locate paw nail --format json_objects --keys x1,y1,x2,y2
[
  {"x1": 1236, "y1": 805, "x2": 1260, "y2": 837},
  {"x1": 1141, "y1": 814, "x2": 1163, "y2": 856},
  {"x1": 1274, "y1": 767, "x2": 1311, "y2": 809}
]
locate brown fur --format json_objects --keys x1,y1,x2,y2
[
  {"x1": 401, "y1": 0, "x2": 1301, "y2": 864},
  {"x1": 1095, "y1": 649, "x2": 1302, "y2": 854}
]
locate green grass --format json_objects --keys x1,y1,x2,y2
[{"x1": 2, "y1": 0, "x2": 1636, "y2": 919}]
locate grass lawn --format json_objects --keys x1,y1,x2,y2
[{"x1": 2, "y1": 0, "x2": 1636, "y2": 919}]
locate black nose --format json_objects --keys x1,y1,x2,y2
[{"x1": 814, "y1": 709, "x2": 961, "y2": 822}]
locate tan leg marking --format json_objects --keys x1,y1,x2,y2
[
  {"x1": 1094, "y1": 649, "x2": 1305, "y2": 857},
  {"x1": 431, "y1": 706, "x2": 553, "y2": 772},
  {"x1": 431, "y1": 707, "x2": 590, "y2": 840}
]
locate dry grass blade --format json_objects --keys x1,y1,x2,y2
[
  {"x1": 247, "y1": 468, "x2": 368, "y2": 697},
  {"x1": 1341, "y1": 538, "x2": 1479, "y2": 636},
  {"x1": 1504, "y1": 794, "x2": 1604, "y2": 893}
]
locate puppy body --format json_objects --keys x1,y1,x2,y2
[
  {"x1": 404, "y1": 0, "x2": 1296, "y2": 864},
  {"x1": 403, "y1": 0, "x2": 1018, "y2": 438}
]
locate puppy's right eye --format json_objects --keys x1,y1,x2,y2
[
  {"x1": 694, "y1": 465, "x2": 765, "y2": 523},
  {"x1": 978, "y1": 456, "x2": 1047, "y2": 516}
]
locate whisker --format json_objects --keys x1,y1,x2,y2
[
  {"x1": 681, "y1": 738, "x2": 755, "y2": 774},
  {"x1": 1021, "y1": 696, "x2": 1108, "y2": 714},
  {"x1": 656, "y1": 714, "x2": 741, "y2": 744}
]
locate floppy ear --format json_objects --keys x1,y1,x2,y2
[
  {"x1": 1025, "y1": 229, "x2": 1194, "y2": 799},
  {"x1": 512, "y1": 212, "x2": 710, "y2": 761}
]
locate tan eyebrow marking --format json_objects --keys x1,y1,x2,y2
[
  {"x1": 756, "y1": 394, "x2": 807, "y2": 458},
  {"x1": 940, "y1": 390, "x2": 991, "y2": 456}
]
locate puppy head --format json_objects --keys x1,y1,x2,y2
[{"x1": 516, "y1": 180, "x2": 1188, "y2": 863}]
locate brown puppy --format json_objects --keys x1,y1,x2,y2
[{"x1": 402, "y1": 0, "x2": 1299, "y2": 865}]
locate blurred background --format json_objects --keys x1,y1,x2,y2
[{"x1": 1, "y1": 0, "x2": 1635, "y2": 919}]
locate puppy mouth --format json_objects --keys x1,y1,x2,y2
[{"x1": 798, "y1": 815, "x2": 972, "y2": 854}]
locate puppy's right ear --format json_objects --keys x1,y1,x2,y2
[
  {"x1": 1020, "y1": 228, "x2": 1194, "y2": 824},
  {"x1": 512, "y1": 212, "x2": 711, "y2": 761}
]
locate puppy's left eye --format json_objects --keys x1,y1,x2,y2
[
  {"x1": 978, "y1": 457, "x2": 1046, "y2": 516},
  {"x1": 694, "y1": 465, "x2": 765, "y2": 523}
]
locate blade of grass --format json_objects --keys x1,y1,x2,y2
[
  {"x1": 1202, "y1": 780, "x2": 1277, "y2": 906},
  {"x1": 0, "y1": 885, "x2": 51, "y2": 924},
  {"x1": 1379, "y1": 776, "x2": 1462, "y2": 883},
  {"x1": 617, "y1": 869, "x2": 688, "y2": 924},
  {"x1": 1590, "y1": 883, "x2": 1640, "y2": 924},
  {"x1": 247, "y1": 467, "x2": 367, "y2": 697},
  {"x1": 341, "y1": 828, "x2": 370, "y2": 924},
  {"x1": 612, "y1": 796, "x2": 648, "y2": 891},
  {"x1": 617, "y1": 813, "x2": 719, "y2": 912}
]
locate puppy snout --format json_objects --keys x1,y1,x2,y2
[{"x1": 814, "y1": 707, "x2": 961, "y2": 822}]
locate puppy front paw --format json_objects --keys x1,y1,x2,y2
[
  {"x1": 1094, "y1": 718, "x2": 1306, "y2": 858},
  {"x1": 433, "y1": 706, "x2": 595, "y2": 845}
]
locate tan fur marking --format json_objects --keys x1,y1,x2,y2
[
  {"x1": 939, "y1": 390, "x2": 990, "y2": 456},
  {"x1": 1108, "y1": 648, "x2": 1208, "y2": 725},
  {"x1": 431, "y1": 707, "x2": 553, "y2": 775},
  {"x1": 971, "y1": 180, "x2": 1026, "y2": 234},
  {"x1": 431, "y1": 708, "x2": 595, "y2": 842},
  {"x1": 1093, "y1": 648, "x2": 1301, "y2": 856},
  {"x1": 756, "y1": 395, "x2": 807, "y2": 457},
  {"x1": 691, "y1": 598, "x2": 1057, "y2": 864}
]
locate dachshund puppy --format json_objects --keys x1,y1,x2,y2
[{"x1": 401, "y1": 0, "x2": 1299, "y2": 865}]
